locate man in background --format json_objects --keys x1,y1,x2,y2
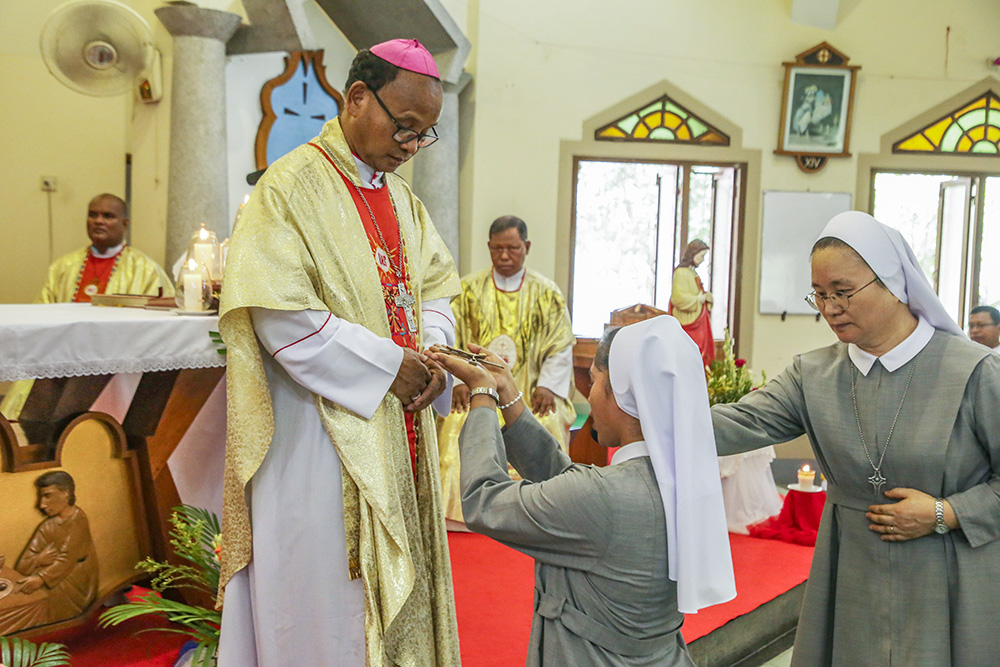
[
  {"x1": 1, "y1": 194, "x2": 172, "y2": 420},
  {"x1": 39, "y1": 193, "x2": 172, "y2": 303},
  {"x1": 968, "y1": 305, "x2": 1000, "y2": 352},
  {"x1": 437, "y1": 215, "x2": 576, "y2": 528}
]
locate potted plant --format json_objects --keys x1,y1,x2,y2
[{"x1": 99, "y1": 505, "x2": 221, "y2": 667}]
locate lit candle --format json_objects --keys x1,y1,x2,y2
[
  {"x1": 183, "y1": 259, "x2": 203, "y2": 311},
  {"x1": 797, "y1": 464, "x2": 816, "y2": 490},
  {"x1": 192, "y1": 226, "x2": 214, "y2": 275}
]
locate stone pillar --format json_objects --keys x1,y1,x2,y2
[
  {"x1": 156, "y1": 6, "x2": 242, "y2": 267},
  {"x1": 412, "y1": 75, "x2": 470, "y2": 265}
]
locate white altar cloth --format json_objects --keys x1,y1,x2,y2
[{"x1": 0, "y1": 303, "x2": 225, "y2": 382}]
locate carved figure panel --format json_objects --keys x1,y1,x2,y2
[{"x1": 0, "y1": 414, "x2": 146, "y2": 635}]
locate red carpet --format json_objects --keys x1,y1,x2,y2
[
  {"x1": 448, "y1": 532, "x2": 536, "y2": 666},
  {"x1": 446, "y1": 531, "x2": 814, "y2": 663},
  {"x1": 39, "y1": 533, "x2": 812, "y2": 666},
  {"x1": 32, "y1": 587, "x2": 189, "y2": 667},
  {"x1": 681, "y1": 534, "x2": 814, "y2": 641}
]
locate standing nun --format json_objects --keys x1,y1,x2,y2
[
  {"x1": 432, "y1": 315, "x2": 735, "y2": 666},
  {"x1": 712, "y1": 211, "x2": 1000, "y2": 665}
]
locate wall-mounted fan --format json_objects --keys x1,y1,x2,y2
[{"x1": 40, "y1": 0, "x2": 162, "y2": 103}]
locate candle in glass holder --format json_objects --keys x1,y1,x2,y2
[
  {"x1": 188, "y1": 224, "x2": 220, "y2": 280},
  {"x1": 183, "y1": 260, "x2": 204, "y2": 311},
  {"x1": 797, "y1": 464, "x2": 816, "y2": 490}
]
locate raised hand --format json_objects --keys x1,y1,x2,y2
[{"x1": 404, "y1": 356, "x2": 448, "y2": 412}]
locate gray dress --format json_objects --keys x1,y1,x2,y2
[
  {"x1": 460, "y1": 407, "x2": 695, "y2": 666},
  {"x1": 712, "y1": 331, "x2": 1000, "y2": 666}
]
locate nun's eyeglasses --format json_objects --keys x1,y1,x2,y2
[{"x1": 805, "y1": 277, "x2": 878, "y2": 311}]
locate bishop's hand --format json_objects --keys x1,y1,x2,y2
[
  {"x1": 404, "y1": 357, "x2": 447, "y2": 413},
  {"x1": 390, "y1": 348, "x2": 432, "y2": 406}
]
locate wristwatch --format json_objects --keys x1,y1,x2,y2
[
  {"x1": 469, "y1": 386, "x2": 500, "y2": 404},
  {"x1": 934, "y1": 498, "x2": 950, "y2": 534}
]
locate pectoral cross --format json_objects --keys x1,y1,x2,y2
[
  {"x1": 868, "y1": 468, "x2": 886, "y2": 497},
  {"x1": 395, "y1": 285, "x2": 417, "y2": 332}
]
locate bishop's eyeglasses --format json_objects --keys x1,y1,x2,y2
[
  {"x1": 370, "y1": 88, "x2": 439, "y2": 148},
  {"x1": 804, "y1": 277, "x2": 878, "y2": 311}
]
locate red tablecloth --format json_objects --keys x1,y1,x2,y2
[{"x1": 748, "y1": 487, "x2": 826, "y2": 546}]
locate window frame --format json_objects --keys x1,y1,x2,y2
[
  {"x1": 568, "y1": 154, "x2": 748, "y2": 342},
  {"x1": 869, "y1": 167, "x2": 999, "y2": 326}
]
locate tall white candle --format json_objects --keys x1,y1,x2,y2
[
  {"x1": 192, "y1": 243, "x2": 214, "y2": 273},
  {"x1": 183, "y1": 271, "x2": 203, "y2": 311}
]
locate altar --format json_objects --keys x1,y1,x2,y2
[{"x1": 0, "y1": 303, "x2": 227, "y2": 636}]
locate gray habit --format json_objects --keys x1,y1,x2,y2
[
  {"x1": 712, "y1": 331, "x2": 1000, "y2": 666},
  {"x1": 460, "y1": 407, "x2": 696, "y2": 666}
]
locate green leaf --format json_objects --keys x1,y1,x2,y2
[
  {"x1": 0, "y1": 636, "x2": 71, "y2": 667},
  {"x1": 98, "y1": 505, "x2": 222, "y2": 650},
  {"x1": 191, "y1": 641, "x2": 219, "y2": 667}
]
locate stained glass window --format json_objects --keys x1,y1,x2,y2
[
  {"x1": 595, "y1": 95, "x2": 730, "y2": 145},
  {"x1": 894, "y1": 92, "x2": 1000, "y2": 155}
]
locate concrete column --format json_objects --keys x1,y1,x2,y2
[
  {"x1": 156, "y1": 5, "x2": 242, "y2": 267},
  {"x1": 412, "y1": 75, "x2": 469, "y2": 265}
]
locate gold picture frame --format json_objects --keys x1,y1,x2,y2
[{"x1": 775, "y1": 43, "x2": 860, "y2": 172}]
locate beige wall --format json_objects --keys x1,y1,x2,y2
[
  {"x1": 0, "y1": 0, "x2": 246, "y2": 304},
  {"x1": 459, "y1": 0, "x2": 998, "y2": 372},
  {"x1": 456, "y1": 0, "x2": 1000, "y2": 458}
]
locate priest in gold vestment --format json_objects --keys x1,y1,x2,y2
[
  {"x1": 40, "y1": 194, "x2": 172, "y2": 304},
  {"x1": 216, "y1": 41, "x2": 461, "y2": 667},
  {"x1": 438, "y1": 216, "x2": 576, "y2": 525},
  {"x1": 0, "y1": 194, "x2": 172, "y2": 420}
]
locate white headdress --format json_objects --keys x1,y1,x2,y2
[
  {"x1": 609, "y1": 316, "x2": 736, "y2": 613},
  {"x1": 817, "y1": 211, "x2": 964, "y2": 336}
]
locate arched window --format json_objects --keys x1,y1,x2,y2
[
  {"x1": 558, "y1": 82, "x2": 760, "y2": 350},
  {"x1": 858, "y1": 78, "x2": 1000, "y2": 326}
]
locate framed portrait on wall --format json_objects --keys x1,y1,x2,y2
[{"x1": 776, "y1": 43, "x2": 860, "y2": 169}]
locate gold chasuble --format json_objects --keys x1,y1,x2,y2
[
  {"x1": 39, "y1": 246, "x2": 174, "y2": 303},
  {"x1": 218, "y1": 119, "x2": 461, "y2": 666},
  {"x1": 437, "y1": 268, "x2": 576, "y2": 522}
]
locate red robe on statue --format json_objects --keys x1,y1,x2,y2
[
  {"x1": 669, "y1": 269, "x2": 715, "y2": 367},
  {"x1": 682, "y1": 304, "x2": 715, "y2": 367}
]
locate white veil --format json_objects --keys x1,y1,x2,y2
[
  {"x1": 609, "y1": 316, "x2": 736, "y2": 613},
  {"x1": 817, "y1": 211, "x2": 964, "y2": 336}
]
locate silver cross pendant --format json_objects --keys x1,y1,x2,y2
[
  {"x1": 395, "y1": 285, "x2": 417, "y2": 332},
  {"x1": 868, "y1": 468, "x2": 886, "y2": 497}
]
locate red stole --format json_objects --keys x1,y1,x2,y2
[
  {"x1": 311, "y1": 144, "x2": 419, "y2": 476},
  {"x1": 74, "y1": 250, "x2": 121, "y2": 302}
]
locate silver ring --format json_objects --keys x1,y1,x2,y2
[{"x1": 888, "y1": 526, "x2": 895, "y2": 533}]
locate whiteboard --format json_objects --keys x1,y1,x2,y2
[{"x1": 759, "y1": 191, "x2": 852, "y2": 315}]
